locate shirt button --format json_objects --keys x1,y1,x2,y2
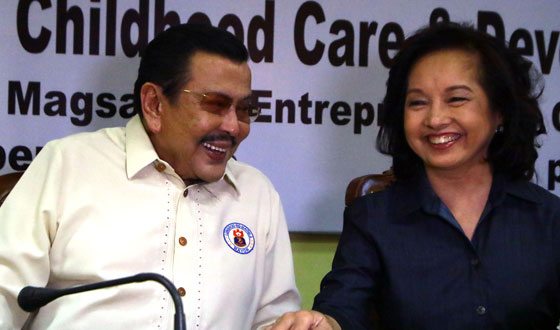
[
  {"x1": 476, "y1": 305, "x2": 487, "y2": 315},
  {"x1": 179, "y1": 236, "x2": 187, "y2": 246},
  {"x1": 177, "y1": 287, "x2": 186, "y2": 297},
  {"x1": 183, "y1": 189, "x2": 188, "y2": 197},
  {"x1": 470, "y1": 258, "x2": 480, "y2": 267},
  {"x1": 155, "y1": 162, "x2": 166, "y2": 172}
]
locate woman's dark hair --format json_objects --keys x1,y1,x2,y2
[
  {"x1": 377, "y1": 22, "x2": 545, "y2": 181},
  {"x1": 133, "y1": 23, "x2": 249, "y2": 117}
]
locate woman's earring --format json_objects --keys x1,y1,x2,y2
[{"x1": 495, "y1": 125, "x2": 504, "y2": 134}]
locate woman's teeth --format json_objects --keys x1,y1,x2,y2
[{"x1": 429, "y1": 135, "x2": 459, "y2": 144}]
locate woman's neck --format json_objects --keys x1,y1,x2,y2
[
  {"x1": 426, "y1": 163, "x2": 494, "y2": 240},
  {"x1": 426, "y1": 162, "x2": 493, "y2": 195}
]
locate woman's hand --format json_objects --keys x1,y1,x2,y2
[{"x1": 265, "y1": 310, "x2": 341, "y2": 330}]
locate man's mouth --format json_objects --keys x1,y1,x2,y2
[
  {"x1": 200, "y1": 134, "x2": 237, "y2": 155},
  {"x1": 202, "y1": 142, "x2": 227, "y2": 153}
]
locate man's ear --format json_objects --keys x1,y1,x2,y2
[{"x1": 141, "y1": 82, "x2": 163, "y2": 133}]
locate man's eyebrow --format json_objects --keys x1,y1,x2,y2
[{"x1": 206, "y1": 90, "x2": 253, "y2": 101}]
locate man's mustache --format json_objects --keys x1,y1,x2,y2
[{"x1": 200, "y1": 133, "x2": 237, "y2": 147}]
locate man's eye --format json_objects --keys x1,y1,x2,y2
[
  {"x1": 237, "y1": 102, "x2": 253, "y2": 112},
  {"x1": 204, "y1": 97, "x2": 230, "y2": 109}
]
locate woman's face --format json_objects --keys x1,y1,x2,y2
[{"x1": 403, "y1": 49, "x2": 502, "y2": 176}]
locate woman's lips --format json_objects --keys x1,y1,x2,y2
[{"x1": 428, "y1": 133, "x2": 461, "y2": 145}]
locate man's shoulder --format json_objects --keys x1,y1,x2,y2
[
  {"x1": 44, "y1": 126, "x2": 125, "y2": 152},
  {"x1": 226, "y1": 158, "x2": 276, "y2": 189},
  {"x1": 227, "y1": 158, "x2": 271, "y2": 184}
]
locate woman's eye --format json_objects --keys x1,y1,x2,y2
[
  {"x1": 406, "y1": 99, "x2": 426, "y2": 107},
  {"x1": 448, "y1": 97, "x2": 468, "y2": 104}
]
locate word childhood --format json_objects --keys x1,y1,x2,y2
[{"x1": 16, "y1": 1, "x2": 560, "y2": 72}]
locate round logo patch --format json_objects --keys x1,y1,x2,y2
[{"x1": 223, "y1": 222, "x2": 255, "y2": 254}]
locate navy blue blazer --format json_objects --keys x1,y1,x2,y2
[{"x1": 313, "y1": 173, "x2": 560, "y2": 330}]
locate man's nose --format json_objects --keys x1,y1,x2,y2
[{"x1": 220, "y1": 105, "x2": 241, "y2": 136}]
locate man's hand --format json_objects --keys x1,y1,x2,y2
[{"x1": 265, "y1": 310, "x2": 341, "y2": 330}]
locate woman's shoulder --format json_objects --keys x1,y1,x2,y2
[
  {"x1": 347, "y1": 178, "x2": 420, "y2": 217},
  {"x1": 504, "y1": 179, "x2": 560, "y2": 212}
]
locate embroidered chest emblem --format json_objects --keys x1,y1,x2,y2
[{"x1": 223, "y1": 222, "x2": 255, "y2": 254}]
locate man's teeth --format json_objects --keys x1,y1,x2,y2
[
  {"x1": 429, "y1": 135, "x2": 459, "y2": 144},
  {"x1": 203, "y1": 142, "x2": 226, "y2": 153}
]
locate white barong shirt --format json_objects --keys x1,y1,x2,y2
[{"x1": 0, "y1": 116, "x2": 300, "y2": 329}]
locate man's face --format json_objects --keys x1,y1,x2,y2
[{"x1": 144, "y1": 51, "x2": 252, "y2": 183}]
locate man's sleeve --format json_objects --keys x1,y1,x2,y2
[{"x1": 0, "y1": 142, "x2": 61, "y2": 329}]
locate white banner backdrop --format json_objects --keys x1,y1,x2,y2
[{"x1": 1, "y1": 0, "x2": 559, "y2": 232}]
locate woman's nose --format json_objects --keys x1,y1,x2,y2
[{"x1": 424, "y1": 101, "x2": 451, "y2": 129}]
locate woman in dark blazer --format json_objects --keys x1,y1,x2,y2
[{"x1": 269, "y1": 22, "x2": 560, "y2": 330}]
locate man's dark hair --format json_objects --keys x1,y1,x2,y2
[
  {"x1": 377, "y1": 22, "x2": 545, "y2": 181},
  {"x1": 133, "y1": 23, "x2": 249, "y2": 117}
]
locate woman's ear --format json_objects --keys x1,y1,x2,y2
[
  {"x1": 141, "y1": 82, "x2": 163, "y2": 133},
  {"x1": 496, "y1": 113, "x2": 504, "y2": 131}
]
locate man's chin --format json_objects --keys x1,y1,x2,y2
[{"x1": 197, "y1": 167, "x2": 227, "y2": 183}]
